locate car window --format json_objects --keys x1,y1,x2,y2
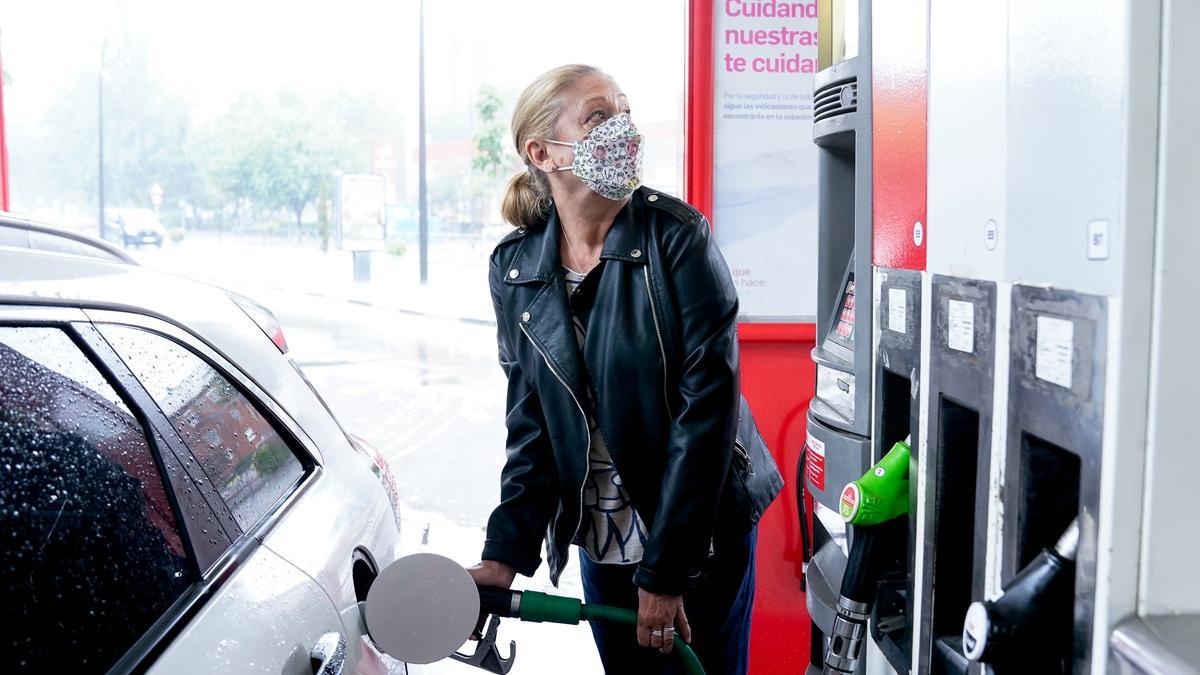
[
  {"x1": 0, "y1": 326, "x2": 196, "y2": 674},
  {"x1": 99, "y1": 325, "x2": 306, "y2": 531},
  {"x1": 0, "y1": 225, "x2": 28, "y2": 248},
  {"x1": 26, "y1": 230, "x2": 126, "y2": 262}
]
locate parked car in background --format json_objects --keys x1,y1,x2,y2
[
  {"x1": 0, "y1": 220, "x2": 409, "y2": 674},
  {"x1": 110, "y1": 207, "x2": 166, "y2": 248}
]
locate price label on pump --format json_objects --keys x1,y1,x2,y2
[
  {"x1": 948, "y1": 300, "x2": 975, "y2": 353},
  {"x1": 888, "y1": 288, "x2": 907, "y2": 334},
  {"x1": 1036, "y1": 316, "x2": 1075, "y2": 389}
]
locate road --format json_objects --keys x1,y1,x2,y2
[
  {"x1": 130, "y1": 241, "x2": 603, "y2": 674},
  {"x1": 269, "y1": 289, "x2": 507, "y2": 526}
]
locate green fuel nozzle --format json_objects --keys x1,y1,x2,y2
[
  {"x1": 825, "y1": 438, "x2": 913, "y2": 674},
  {"x1": 839, "y1": 437, "x2": 911, "y2": 525}
]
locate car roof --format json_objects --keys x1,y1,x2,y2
[
  {"x1": 0, "y1": 245, "x2": 250, "y2": 339},
  {"x1": 0, "y1": 212, "x2": 137, "y2": 264},
  {"x1": 0, "y1": 245, "x2": 346, "y2": 457}
]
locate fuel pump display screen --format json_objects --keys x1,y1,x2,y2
[{"x1": 826, "y1": 273, "x2": 856, "y2": 353}]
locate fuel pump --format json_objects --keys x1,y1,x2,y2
[
  {"x1": 824, "y1": 438, "x2": 910, "y2": 674},
  {"x1": 362, "y1": 552, "x2": 704, "y2": 675}
]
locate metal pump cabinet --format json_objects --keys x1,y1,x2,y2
[{"x1": 803, "y1": 1, "x2": 874, "y2": 672}]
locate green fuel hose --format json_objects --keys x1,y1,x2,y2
[{"x1": 479, "y1": 588, "x2": 705, "y2": 675}]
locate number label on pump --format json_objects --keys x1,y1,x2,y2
[{"x1": 1087, "y1": 220, "x2": 1110, "y2": 260}]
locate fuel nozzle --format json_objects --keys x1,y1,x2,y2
[
  {"x1": 961, "y1": 517, "x2": 1079, "y2": 669},
  {"x1": 824, "y1": 438, "x2": 911, "y2": 674},
  {"x1": 839, "y1": 437, "x2": 912, "y2": 527},
  {"x1": 365, "y1": 554, "x2": 705, "y2": 675}
]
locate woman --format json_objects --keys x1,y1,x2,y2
[{"x1": 468, "y1": 64, "x2": 783, "y2": 675}]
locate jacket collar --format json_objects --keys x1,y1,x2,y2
[
  {"x1": 599, "y1": 193, "x2": 649, "y2": 264},
  {"x1": 502, "y1": 193, "x2": 648, "y2": 286}
]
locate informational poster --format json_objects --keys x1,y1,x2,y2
[
  {"x1": 712, "y1": 0, "x2": 820, "y2": 320},
  {"x1": 336, "y1": 174, "x2": 388, "y2": 252}
]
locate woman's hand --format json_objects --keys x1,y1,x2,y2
[
  {"x1": 467, "y1": 560, "x2": 517, "y2": 589},
  {"x1": 465, "y1": 561, "x2": 517, "y2": 641},
  {"x1": 636, "y1": 588, "x2": 692, "y2": 654}
]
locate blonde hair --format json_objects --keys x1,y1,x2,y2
[{"x1": 501, "y1": 64, "x2": 604, "y2": 228}]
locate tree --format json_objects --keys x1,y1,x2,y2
[
  {"x1": 462, "y1": 86, "x2": 520, "y2": 226},
  {"x1": 22, "y1": 36, "x2": 199, "y2": 224},
  {"x1": 191, "y1": 93, "x2": 353, "y2": 231},
  {"x1": 257, "y1": 113, "x2": 341, "y2": 229},
  {"x1": 472, "y1": 86, "x2": 506, "y2": 178},
  {"x1": 316, "y1": 177, "x2": 331, "y2": 252}
]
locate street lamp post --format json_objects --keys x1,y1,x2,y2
[
  {"x1": 97, "y1": 37, "x2": 108, "y2": 239},
  {"x1": 417, "y1": 0, "x2": 428, "y2": 285}
]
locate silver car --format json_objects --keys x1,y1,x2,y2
[{"x1": 0, "y1": 217, "x2": 408, "y2": 674}]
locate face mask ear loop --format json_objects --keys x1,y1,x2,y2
[{"x1": 541, "y1": 139, "x2": 577, "y2": 172}]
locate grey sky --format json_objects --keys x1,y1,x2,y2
[{"x1": 3, "y1": 0, "x2": 686, "y2": 126}]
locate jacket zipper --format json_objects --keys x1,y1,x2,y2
[
  {"x1": 646, "y1": 265, "x2": 710, "y2": 561},
  {"x1": 519, "y1": 322, "x2": 591, "y2": 549},
  {"x1": 643, "y1": 266, "x2": 673, "y2": 417},
  {"x1": 712, "y1": 439, "x2": 753, "y2": 559},
  {"x1": 734, "y1": 439, "x2": 753, "y2": 473}
]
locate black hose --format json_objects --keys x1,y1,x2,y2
[{"x1": 797, "y1": 444, "x2": 811, "y2": 592}]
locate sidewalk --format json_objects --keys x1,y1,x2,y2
[{"x1": 132, "y1": 232, "x2": 496, "y2": 325}]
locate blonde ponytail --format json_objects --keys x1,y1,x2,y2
[
  {"x1": 501, "y1": 170, "x2": 550, "y2": 229},
  {"x1": 503, "y1": 64, "x2": 605, "y2": 228}
]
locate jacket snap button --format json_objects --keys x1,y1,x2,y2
[
  {"x1": 647, "y1": 194, "x2": 659, "y2": 202},
  {"x1": 521, "y1": 312, "x2": 531, "y2": 323},
  {"x1": 631, "y1": 249, "x2": 642, "y2": 258},
  {"x1": 518, "y1": 227, "x2": 527, "y2": 233},
  {"x1": 509, "y1": 269, "x2": 519, "y2": 279}
]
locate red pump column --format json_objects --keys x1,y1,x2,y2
[
  {"x1": 0, "y1": 39, "x2": 10, "y2": 212},
  {"x1": 872, "y1": 0, "x2": 928, "y2": 270},
  {"x1": 687, "y1": 1, "x2": 818, "y2": 672}
]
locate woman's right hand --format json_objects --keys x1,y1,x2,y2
[
  {"x1": 467, "y1": 560, "x2": 517, "y2": 589},
  {"x1": 465, "y1": 561, "x2": 517, "y2": 640}
]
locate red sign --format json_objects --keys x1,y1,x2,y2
[{"x1": 806, "y1": 434, "x2": 826, "y2": 492}]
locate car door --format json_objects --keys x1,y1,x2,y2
[
  {"x1": 85, "y1": 319, "x2": 359, "y2": 675},
  {"x1": 85, "y1": 307, "x2": 408, "y2": 675},
  {"x1": 0, "y1": 311, "x2": 212, "y2": 673}
]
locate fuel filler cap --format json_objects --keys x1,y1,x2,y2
[{"x1": 364, "y1": 553, "x2": 482, "y2": 664}]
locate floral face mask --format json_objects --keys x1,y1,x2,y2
[{"x1": 545, "y1": 112, "x2": 644, "y2": 200}]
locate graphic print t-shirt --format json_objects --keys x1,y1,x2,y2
[{"x1": 563, "y1": 265, "x2": 649, "y2": 564}]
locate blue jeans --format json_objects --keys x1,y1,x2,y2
[{"x1": 578, "y1": 528, "x2": 757, "y2": 675}]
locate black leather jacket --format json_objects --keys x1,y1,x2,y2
[{"x1": 482, "y1": 187, "x2": 784, "y2": 595}]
